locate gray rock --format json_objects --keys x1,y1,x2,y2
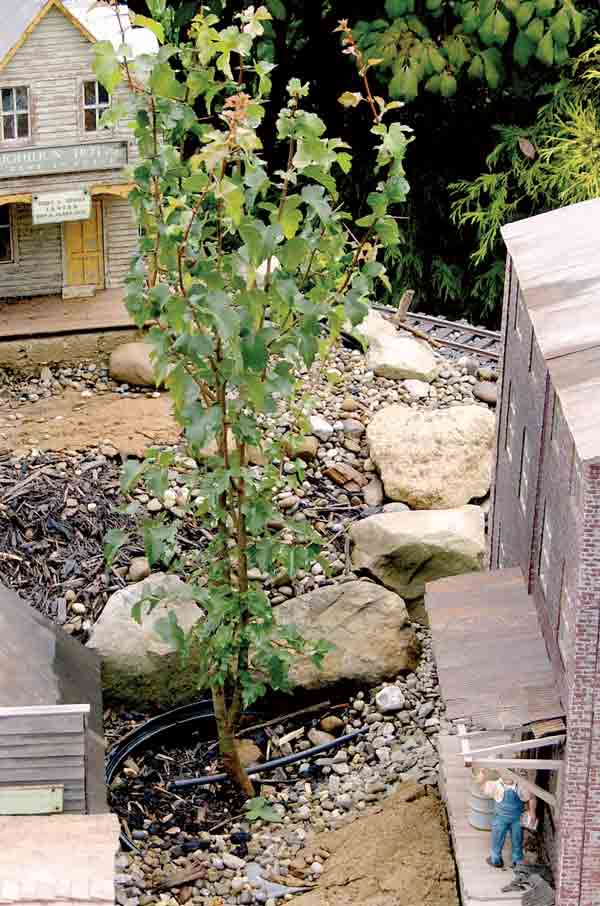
[
  {"x1": 87, "y1": 574, "x2": 204, "y2": 707},
  {"x1": 363, "y1": 476, "x2": 384, "y2": 508},
  {"x1": 275, "y1": 580, "x2": 420, "y2": 688},
  {"x1": 350, "y1": 506, "x2": 485, "y2": 600},
  {"x1": 309, "y1": 415, "x2": 334, "y2": 441},
  {"x1": 473, "y1": 380, "x2": 498, "y2": 406}
]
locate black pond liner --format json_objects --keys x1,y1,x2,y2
[{"x1": 105, "y1": 699, "x2": 367, "y2": 852}]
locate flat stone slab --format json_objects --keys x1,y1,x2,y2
[{"x1": 0, "y1": 813, "x2": 119, "y2": 905}]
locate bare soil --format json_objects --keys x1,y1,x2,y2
[
  {"x1": 0, "y1": 389, "x2": 181, "y2": 457},
  {"x1": 292, "y1": 784, "x2": 459, "y2": 906}
]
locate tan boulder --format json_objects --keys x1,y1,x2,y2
[
  {"x1": 275, "y1": 580, "x2": 420, "y2": 688},
  {"x1": 356, "y1": 310, "x2": 438, "y2": 382},
  {"x1": 350, "y1": 506, "x2": 485, "y2": 600},
  {"x1": 367, "y1": 403, "x2": 495, "y2": 508},
  {"x1": 109, "y1": 342, "x2": 161, "y2": 387}
]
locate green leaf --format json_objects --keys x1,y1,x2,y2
[
  {"x1": 143, "y1": 521, "x2": 177, "y2": 566},
  {"x1": 267, "y1": 0, "x2": 286, "y2": 19},
  {"x1": 515, "y1": 1, "x2": 535, "y2": 27},
  {"x1": 279, "y1": 236, "x2": 308, "y2": 271},
  {"x1": 150, "y1": 62, "x2": 184, "y2": 99},
  {"x1": 440, "y1": 71, "x2": 458, "y2": 97},
  {"x1": 482, "y1": 48, "x2": 504, "y2": 89},
  {"x1": 279, "y1": 195, "x2": 303, "y2": 239},
  {"x1": 104, "y1": 528, "x2": 129, "y2": 566},
  {"x1": 121, "y1": 459, "x2": 146, "y2": 493},
  {"x1": 568, "y1": 6, "x2": 583, "y2": 40},
  {"x1": 132, "y1": 13, "x2": 164, "y2": 43},
  {"x1": 92, "y1": 41, "x2": 123, "y2": 94},
  {"x1": 385, "y1": 0, "x2": 406, "y2": 15},
  {"x1": 241, "y1": 331, "x2": 268, "y2": 372},
  {"x1": 550, "y1": 8, "x2": 570, "y2": 45},
  {"x1": 338, "y1": 91, "x2": 363, "y2": 108},
  {"x1": 536, "y1": 0, "x2": 555, "y2": 17},
  {"x1": 526, "y1": 17, "x2": 545, "y2": 43},
  {"x1": 536, "y1": 29, "x2": 554, "y2": 65},
  {"x1": 244, "y1": 797, "x2": 283, "y2": 823},
  {"x1": 425, "y1": 73, "x2": 442, "y2": 92},
  {"x1": 467, "y1": 55, "x2": 484, "y2": 80},
  {"x1": 513, "y1": 31, "x2": 535, "y2": 66}
]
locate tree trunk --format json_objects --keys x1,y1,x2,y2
[{"x1": 212, "y1": 687, "x2": 255, "y2": 798}]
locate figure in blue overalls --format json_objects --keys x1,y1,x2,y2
[{"x1": 477, "y1": 771, "x2": 534, "y2": 868}]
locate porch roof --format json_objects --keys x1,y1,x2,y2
[{"x1": 425, "y1": 568, "x2": 565, "y2": 730}]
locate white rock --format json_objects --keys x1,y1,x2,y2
[
  {"x1": 375, "y1": 686, "x2": 406, "y2": 713},
  {"x1": 350, "y1": 506, "x2": 486, "y2": 600},
  {"x1": 402, "y1": 379, "x2": 430, "y2": 399},
  {"x1": 367, "y1": 403, "x2": 495, "y2": 508},
  {"x1": 309, "y1": 415, "x2": 334, "y2": 441},
  {"x1": 87, "y1": 574, "x2": 204, "y2": 707},
  {"x1": 109, "y1": 342, "x2": 163, "y2": 388},
  {"x1": 223, "y1": 853, "x2": 246, "y2": 870},
  {"x1": 356, "y1": 310, "x2": 438, "y2": 382}
]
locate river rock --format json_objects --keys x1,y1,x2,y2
[
  {"x1": 350, "y1": 506, "x2": 485, "y2": 600},
  {"x1": 367, "y1": 403, "x2": 495, "y2": 508},
  {"x1": 474, "y1": 380, "x2": 498, "y2": 406},
  {"x1": 109, "y1": 343, "x2": 161, "y2": 388},
  {"x1": 275, "y1": 580, "x2": 420, "y2": 688},
  {"x1": 309, "y1": 415, "x2": 334, "y2": 441},
  {"x1": 357, "y1": 310, "x2": 438, "y2": 382},
  {"x1": 87, "y1": 574, "x2": 204, "y2": 706},
  {"x1": 375, "y1": 686, "x2": 406, "y2": 713},
  {"x1": 363, "y1": 476, "x2": 384, "y2": 507}
]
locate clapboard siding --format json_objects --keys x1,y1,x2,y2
[
  {"x1": 0, "y1": 204, "x2": 62, "y2": 298},
  {"x1": 0, "y1": 5, "x2": 138, "y2": 196},
  {"x1": 104, "y1": 196, "x2": 138, "y2": 288},
  {"x1": 0, "y1": 710, "x2": 86, "y2": 813}
]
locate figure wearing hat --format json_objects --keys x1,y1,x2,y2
[{"x1": 477, "y1": 769, "x2": 537, "y2": 868}]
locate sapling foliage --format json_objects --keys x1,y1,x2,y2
[{"x1": 98, "y1": 3, "x2": 412, "y2": 794}]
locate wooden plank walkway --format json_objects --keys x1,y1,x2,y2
[
  {"x1": 426, "y1": 569, "x2": 564, "y2": 729},
  {"x1": 0, "y1": 288, "x2": 135, "y2": 340},
  {"x1": 439, "y1": 733, "x2": 525, "y2": 906}
]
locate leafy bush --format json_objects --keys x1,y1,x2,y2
[{"x1": 98, "y1": 4, "x2": 410, "y2": 793}]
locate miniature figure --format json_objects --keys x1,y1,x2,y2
[{"x1": 477, "y1": 769, "x2": 537, "y2": 869}]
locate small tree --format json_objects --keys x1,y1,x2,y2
[{"x1": 99, "y1": 2, "x2": 411, "y2": 795}]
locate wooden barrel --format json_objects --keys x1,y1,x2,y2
[{"x1": 468, "y1": 782, "x2": 495, "y2": 830}]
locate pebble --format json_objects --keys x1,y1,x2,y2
[{"x1": 375, "y1": 686, "x2": 406, "y2": 713}]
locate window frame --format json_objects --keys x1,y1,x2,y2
[
  {"x1": 505, "y1": 382, "x2": 516, "y2": 463},
  {"x1": 557, "y1": 570, "x2": 571, "y2": 666},
  {"x1": 539, "y1": 505, "x2": 552, "y2": 598},
  {"x1": 0, "y1": 85, "x2": 31, "y2": 143},
  {"x1": 518, "y1": 427, "x2": 529, "y2": 512},
  {"x1": 0, "y1": 205, "x2": 14, "y2": 265},
  {"x1": 82, "y1": 80, "x2": 111, "y2": 133}
]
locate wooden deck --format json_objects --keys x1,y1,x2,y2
[
  {"x1": 0, "y1": 288, "x2": 136, "y2": 341},
  {"x1": 439, "y1": 733, "x2": 526, "y2": 906},
  {"x1": 426, "y1": 568, "x2": 565, "y2": 729}
]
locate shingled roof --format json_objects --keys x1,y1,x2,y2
[{"x1": 502, "y1": 198, "x2": 600, "y2": 464}]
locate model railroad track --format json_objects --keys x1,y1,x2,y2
[{"x1": 375, "y1": 307, "x2": 501, "y2": 370}]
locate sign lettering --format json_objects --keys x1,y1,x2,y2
[
  {"x1": 32, "y1": 189, "x2": 92, "y2": 225},
  {"x1": 0, "y1": 141, "x2": 128, "y2": 179}
]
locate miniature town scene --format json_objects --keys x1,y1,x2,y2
[{"x1": 0, "y1": 2, "x2": 598, "y2": 906}]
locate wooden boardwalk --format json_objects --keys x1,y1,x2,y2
[
  {"x1": 0, "y1": 288, "x2": 135, "y2": 340},
  {"x1": 439, "y1": 733, "x2": 525, "y2": 906}
]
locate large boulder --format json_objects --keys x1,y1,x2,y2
[
  {"x1": 350, "y1": 506, "x2": 485, "y2": 600},
  {"x1": 367, "y1": 403, "x2": 495, "y2": 508},
  {"x1": 109, "y1": 342, "x2": 160, "y2": 388},
  {"x1": 87, "y1": 574, "x2": 204, "y2": 707},
  {"x1": 275, "y1": 580, "x2": 420, "y2": 688},
  {"x1": 357, "y1": 310, "x2": 438, "y2": 382}
]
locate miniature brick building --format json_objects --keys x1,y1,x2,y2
[
  {"x1": 427, "y1": 197, "x2": 600, "y2": 906},
  {"x1": 490, "y1": 197, "x2": 600, "y2": 906},
  {"x1": 0, "y1": 0, "x2": 155, "y2": 300}
]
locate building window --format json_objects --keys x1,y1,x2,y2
[
  {"x1": 528, "y1": 332, "x2": 535, "y2": 374},
  {"x1": 551, "y1": 394, "x2": 561, "y2": 450},
  {"x1": 539, "y1": 506, "x2": 552, "y2": 597},
  {"x1": 506, "y1": 383, "x2": 516, "y2": 462},
  {"x1": 0, "y1": 207, "x2": 13, "y2": 263},
  {"x1": 558, "y1": 578, "x2": 571, "y2": 665},
  {"x1": 83, "y1": 81, "x2": 110, "y2": 132},
  {"x1": 498, "y1": 530, "x2": 508, "y2": 568},
  {"x1": 514, "y1": 295, "x2": 522, "y2": 341},
  {"x1": 519, "y1": 428, "x2": 529, "y2": 511},
  {"x1": 1, "y1": 86, "x2": 30, "y2": 140}
]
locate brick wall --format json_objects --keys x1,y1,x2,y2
[{"x1": 556, "y1": 462, "x2": 600, "y2": 906}]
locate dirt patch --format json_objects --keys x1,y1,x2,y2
[
  {"x1": 292, "y1": 784, "x2": 458, "y2": 906},
  {"x1": 0, "y1": 390, "x2": 181, "y2": 457}
]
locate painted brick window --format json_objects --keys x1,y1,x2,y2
[
  {"x1": 514, "y1": 294, "x2": 522, "y2": 342},
  {"x1": 0, "y1": 207, "x2": 13, "y2": 263},
  {"x1": 539, "y1": 506, "x2": 552, "y2": 597},
  {"x1": 0, "y1": 86, "x2": 29, "y2": 140},
  {"x1": 558, "y1": 578, "x2": 571, "y2": 665},
  {"x1": 519, "y1": 428, "x2": 529, "y2": 511},
  {"x1": 83, "y1": 81, "x2": 110, "y2": 132},
  {"x1": 506, "y1": 382, "x2": 516, "y2": 463}
]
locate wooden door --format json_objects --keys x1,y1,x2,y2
[{"x1": 64, "y1": 201, "x2": 104, "y2": 288}]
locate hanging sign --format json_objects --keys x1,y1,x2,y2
[
  {"x1": 32, "y1": 189, "x2": 92, "y2": 225},
  {"x1": 0, "y1": 141, "x2": 128, "y2": 178}
]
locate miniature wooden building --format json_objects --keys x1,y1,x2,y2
[
  {"x1": 0, "y1": 0, "x2": 154, "y2": 301},
  {"x1": 427, "y1": 198, "x2": 600, "y2": 906},
  {"x1": 0, "y1": 580, "x2": 106, "y2": 815}
]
